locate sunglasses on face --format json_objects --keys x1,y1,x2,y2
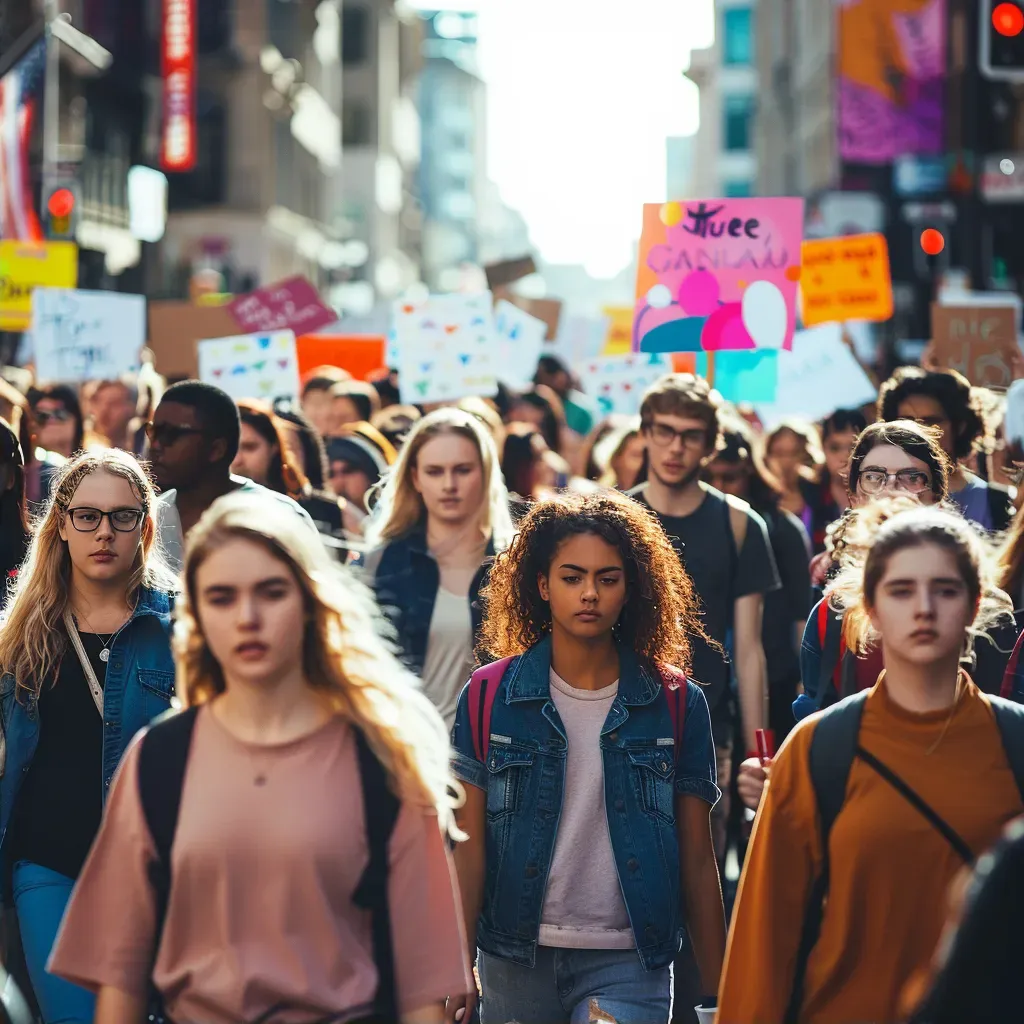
[
  {"x1": 145, "y1": 422, "x2": 206, "y2": 446},
  {"x1": 35, "y1": 408, "x2": 71, "y2": 426},
  {"x1": 66, "y1": 507, "x2": 145, "y2": 532}
]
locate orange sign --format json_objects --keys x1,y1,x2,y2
[
  {"x1": 295, "y1": 335, "x2": 387, "y2": 381},
  {"x1": 800, "y1": 232, "x2": 893, "y2": 326}
]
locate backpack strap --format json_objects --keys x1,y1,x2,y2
[
  {"x1": 1000, "y1": 635, "x2": 1024, "y2": 700},
  {"x1": 785, "y1": 690, "x2": 868, "y2": 1022},
  {"x1": 815, "y1": 600, "x2": 847, "y2": 711},
  {"x1": 986, "y1": 482, "x2": 1014, "y2": 533},
  {"x1": 467, "y1": 656, "x2": 516, "y2": 763},
  {"x1": 987, "y1": 695, "x2": 1024, "y2": 805},
  {"x1": 351, "y1": 729, "x2": 401, "y2": 1023},
  {"x1": 138, "y1": 704, "x2": 200, "y2": 1014},
  {"x1": 660, "y1": 665, "x2": 688, "y2": 750}
]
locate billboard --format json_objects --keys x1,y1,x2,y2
[
  {"x1": 161, "y1": 0, "x2": 196, "y2": 172},
  {"x1": 837, "y1": 0, "x2": 946, "y2": 165}
]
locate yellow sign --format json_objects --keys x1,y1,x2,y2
[
  {"x1": 0, "y1": 241, "x2": 79, "y2": 331},
  {"x1": 602, "y1": 306, "x2": 633, "y2": 355}
]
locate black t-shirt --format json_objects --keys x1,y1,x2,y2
[
  {"x1": 8, "y1": 630, "x2": 106, "y2": 881},
  {"x1": 630, "y1": 485, "x2": 781, "y2": 719}
]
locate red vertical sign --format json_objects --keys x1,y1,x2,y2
[{"x1": 161, "y1": 0, "x2": 196, "y2": 172}]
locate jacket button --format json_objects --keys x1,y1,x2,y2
[
  {"x1": 627, "y1": 857, "x2": 639, "y2": 872},
  {"x1": 524, "y1": 865, "x2": 539, "y2": 879},
  {"x1": 608, "y1": 731, "x2": 618, "y2": 742},
  {"x1": 659, "y1": 760, "x2": 668, "y2": 771},
  {"x1": 614, "y1": 799, "x2": 625, "y2": 812}
]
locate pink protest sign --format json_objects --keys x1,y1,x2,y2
[
  {"x1": 228, "y1": 276, "x2": 336, "y2": 335},
  {"x1": 633, "y1": 198, "x2": 804, "y2": 355}
]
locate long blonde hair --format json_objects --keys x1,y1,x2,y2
[
  {"x1": 0, "y1": 449, "x2": 177, "y2": 701},
  {"x1": 364, "y1": 407, "x2": 515, "y2": 550},
  {"x1": 175, "y1": 492, "x2": 463, "y2": 837}
]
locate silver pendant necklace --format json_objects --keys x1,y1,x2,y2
[{"x1": 72, "y1": 607, "x2": 132, "y2": 663}]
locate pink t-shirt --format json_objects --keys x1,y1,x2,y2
[
  {"x1": 538, "y1": 669, "x2": 634, "y2": 950},
  {"x1": 49, "y1": 708, "x2": 472, "y2": 1023}
]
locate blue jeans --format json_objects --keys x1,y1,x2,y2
[
  {"x1": 11, "y1": 861, "x2": 95, "y2": 1024},
  {"x1": 478, "y1": 946, "x2": 673, "y2": 1024}
]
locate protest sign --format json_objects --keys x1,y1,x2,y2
[
  {"x1": 295, "y1": 334, "x2": 387, "y2": 381},
  {"x1": 0, "y1": 242, "x2": 78, "y2": 331},
  {"x1": 228, "y1": 276, "x2": 336, "y2": 335},
  {"x1": 148, "y1": 301, "x2": 239, "y2": 379},
  {"x1": 32, "y1": 289, "x2": 145, "y2": 384},
  {"x1": 549, "y1": 315, "x2": 609, "y2": 368},
  {"x1": 494, "y1": 300, "x2": 546, "y2": 390},
  {"x1": 577, "y1": 353, "x2": 669, "y2": 416},
  {"x1": 602, "y1": 307, "x2": 634, "y2": 355},
  {"x1": 634, "y1": 198, "x2": 804, "y2": 354},
  {"x1": 931, "y1": 304, "x2": 1019, "y2": 389},
  {"x1": 198, "y1": 330, "x2": 300, "y2": 403},
  {"x1": 800, "y1": 232, "x2": 893, "y2": 326},
  {"x1": 494, "y1": 292, "x2": 562, "y2": 340},
  {"x1": 754, "y1": 323, "x2": 877, "y2": 428},
  {"x1": 393, "y1": 293, "x2": 498, "y2": 404}
]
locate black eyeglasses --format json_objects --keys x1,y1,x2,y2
[
  {"x1": 35, "y1": 408, "x2": 71, "y2": 426},
  {"x1": 66, "y1": 507, "x2": 145, "y2": 532},
  {"x1": 646, "y1": 422, "x2": 707, "y2": 449},
  {"x1": 145, "y1": 422, "x2": 206, "y2": 446}
]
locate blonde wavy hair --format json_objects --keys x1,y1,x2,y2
[
  {"x1": 364, "y1": 406, "x2": 515, "y2": 551},
  {"x1": 175, "y1": 491, "x2": 463, "y2": 837},
  {"x1": 826, "y1": 501, "x2": 1013, "y2": 658},
  {"x1": 0, "y1": 449, "x2": 177, "y2": 702}
]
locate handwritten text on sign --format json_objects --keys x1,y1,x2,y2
[
  {"x1": 800, "y1": 233, "x2": 894, "y2": 326},
  {"x1": 931, "y1": 304, "x2": 1019, "y2": 388},
  {"x1": 228, "y1": 276, "x2": 336, "y2": 335}
]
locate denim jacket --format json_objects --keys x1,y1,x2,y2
[
  {"x1": 363, "y1": 527, "x2": 494, "y2": 674},
  {"x1": 0, "y1": 587, "x2": 176, "y2": 854},
  {"x1": 450, "y1": 635, "x2": 719, "y2": 972}
]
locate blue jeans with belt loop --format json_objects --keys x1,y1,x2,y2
[
  {"x1": 478, "y1": 946, "x2": 673, "y2": 1024},
  {"x1": 11, "y1": 861, "x2": 95, "y2": 1024}
]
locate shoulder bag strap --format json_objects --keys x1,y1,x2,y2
[
  {"x1": 987, "y1": 695, "x2": 1024, "y2": 805},
  {"x1": 62, "y1": 609, "x2": 103, "y2": 716}
]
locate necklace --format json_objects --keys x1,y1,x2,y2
[
  {"x1": 72, "y1": 604, "x2": 134, "y2": 662},
  {"x1": 925, "y1": 670, "x2": 966, "y2": 756}
]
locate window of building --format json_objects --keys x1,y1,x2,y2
[
  {"x1": 343, "y1": 100, "x2": 372, "y2": 146},
  {"x1": 724, "y1": 179, "x2": 753, "y2": 198},
  {"x1": 342, "y1": 6, "x2": 370, "y2": 65},
  {"x1": 723, "y1": 94, "x2": 755, "y2": 152},
  {"x1": 722, "y1": 7, "x2": 753, "y2": 66}
]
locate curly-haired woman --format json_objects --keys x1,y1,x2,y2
[{"x1": 447, "y1": 491, "x2": 725, "y2": 1024}]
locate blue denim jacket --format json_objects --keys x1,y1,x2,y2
[
  {"x1": 0, "y1": 586, "x2": 176, "y2": 853},
  {"x1": 364, "y1": 528, "x2": 493, "y2": 674},
  {"x1": 450, "y1": 635, "x2": 719, "y2": 971}
]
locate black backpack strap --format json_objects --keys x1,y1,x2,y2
[
  {"x1": 351, "y1": 729, "x2": 401, "y2": 1023},
  {"x1": 986, "y1": 482, "x2": 1014, "y2": 533},
  {"x1": 785, "y1": 691, "x2": 867, "y2": 1022},
  {"x1": 988, "y1": 695, "x2": 1024, "y2": 805}
]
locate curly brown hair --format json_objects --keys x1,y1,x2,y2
[{"x1": 478, "y1": 490, "x2": 712, "y2": 673}]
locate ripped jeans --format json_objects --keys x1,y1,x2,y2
[{"x1": 478, "y1": 947, "x2": 672, "y2": 1024}]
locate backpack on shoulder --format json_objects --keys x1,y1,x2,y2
[
  {"x1": 136, "y1": 708, "x2": 400, "y2": 1024},
  {"x1": 785, "y1": 690, "x2": 1024, "y2": 1021}
]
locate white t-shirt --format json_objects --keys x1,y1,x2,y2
[{"x1": 420, "y1": 588, "x2": 475, "y2": 729}]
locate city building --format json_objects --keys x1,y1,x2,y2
[
  {"x1": 666, "y1": 135, "x2": 695, "y2": 200},
  {"x1": 416, "y1": 8, "x2": 487, "y2": 292},
  {"x1": 684, "y1": 0, "x2": 758, "y2": 197}
]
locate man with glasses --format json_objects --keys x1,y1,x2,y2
[
  {"x1": 629, "y1": 375, "x2": 780, "y2": 858},
  {"x1": 148, "y1": 381, "x2": 315, "y2": 571}
]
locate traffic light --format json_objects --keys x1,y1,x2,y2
[
  {"x1": 981, "y1": 1, "x2": 1024, "y2": 81},
  {"x1": 43, "y1": 182, "x2": 79, "y2": 240}
]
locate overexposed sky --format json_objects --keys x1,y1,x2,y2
[{"x1": 411, "y1": 0, "x2": 714, "y2": 278}]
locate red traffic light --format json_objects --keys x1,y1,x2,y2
[
  {"x1": 994, "y1": 2, "x2": 1024, "y2": 37},
  {"x1": 47, "y1": 187, "x2": 75, "y2": 219}
]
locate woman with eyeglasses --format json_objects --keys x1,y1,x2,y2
[
  {"x1": 0, "y1": 418, "x2": 29, "y2": 603},
  {"x1": 28, "y1": 386, "x2": 85, "y2": 460},
  {"x1": 0, "y1": 449, "x2": 178, "y2": 1024}
]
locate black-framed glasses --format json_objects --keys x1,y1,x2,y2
[
  {"x1": 35, "y1": 408, "x2": 71, "y2": 426},
  {"x1": 646, "y1": 422, "x2": 707, "y2": 449},
  {"x1": 145, "y1": 422, "x2": 205, "y2": 446},
  {"x1": 857, "y1": 468, "x2": 932, "y2": 495},
  {"x1": 66, "y1": 507, "x2": 145, "y2": 532}
]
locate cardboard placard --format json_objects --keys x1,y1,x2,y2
[
  {"x1": 800, "y1": 232, "x2": 894, "y2": 326},
  {"x1": 32, "y1": 289, "x2": 145, "y2": 384},
  {"x1": 148, "y1": 301, "x2": 239, "y2": 380},
  {"x1": 930, "y1": 304, "x2": 1019, "y2": 388},
  {"x1": 228, "y1": 276, "x2": 336, "y2": 335},
  {"x1": 484, "y1": 255, "x2": 537, "y2": 290},
  {"x1": 634, "y1": 198, "x2": 804, "y2": 354},
  {"x1": 295, "y1": 334, "x2": 387, "y2": 381},
  {"x1": 493, "y1": 289, "x2": 562, "y2": 340},
  {"x1": 494, "y1": 300, "x2": 546, "y2": 390},
  {"x1": 198, "y1": 330, "x2": 300, "y2": 403},
  {"x1": 577, "y1": 353, "x2": 669, "y2": 416},
  {"x1": 0, "y1": 241, "x2": 79, "y2": 331}
]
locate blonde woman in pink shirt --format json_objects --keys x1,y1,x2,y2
[{"x1": 50, "y1": 491, "x2": 472, "y2": 1024}]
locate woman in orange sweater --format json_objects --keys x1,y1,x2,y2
[{"x1": 717, "y1": 503, "x2": 1024, "y2": 1024}]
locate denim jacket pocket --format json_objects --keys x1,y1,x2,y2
[
  {"x1": 485, "y1": 743, "x2": 535, "y2": 821},
  {"x1": 137, "y1": 667, "x2": 175, "y2": 698},
  {"x1": 628, "y1": 747, "x2": 676, "y2": 824}
]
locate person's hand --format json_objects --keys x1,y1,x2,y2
[
  {"x1": 809, "y1": 550, "x2": 833, "y2": 587},
  {"x1": 737, "y1": 756, "x2": 771, "y2": 811},
  {"x1": 445, "y1": 990, "x2": 477, "y2": 1024}
]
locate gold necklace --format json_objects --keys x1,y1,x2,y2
[{"x1": 925, "y1": 670, "x2": 966, "y2": 756}]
